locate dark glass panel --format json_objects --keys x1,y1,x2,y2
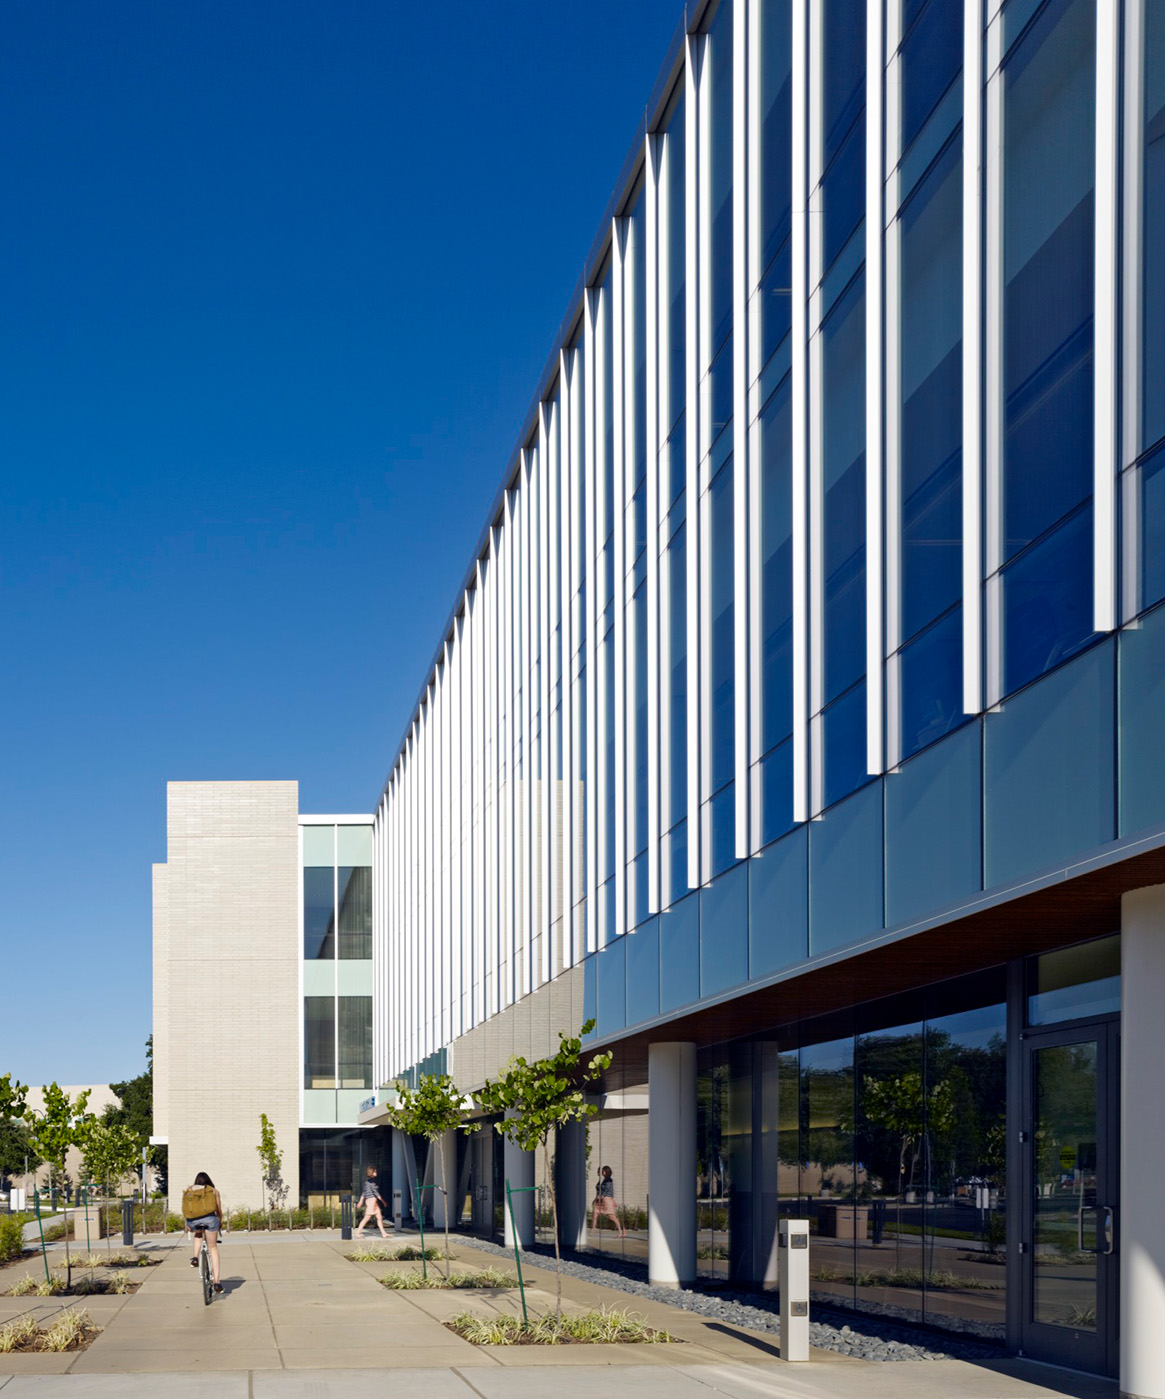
[
  {"x1": 304, "y1": 997, "x2": 335, "y2": 1090},
  {"x1": 900, "y1": 0, "x2": 962, "y2": 154},
  {"x1": 758, "y1": 735, "x2": 795, "y2": 846},
  {"x1": 823, "y1": 276, "x2": 866, "y2": 703},
  {"x1": 761, "y1": 238, "x2": 793, "y2": 371},
  {"x1": 337, "y1": 866, "x2": 372, "y2": 960},
  {"x1": 1143, "y1": 1, "x2": 1165, "y2": 450},
  {"x1": 899, "y1": 138, "x2": 962, "y2": 644},
  {"x1": 823, "y1": 0, "x2": 866, "y2": 166},
  {"x1": 633, "y1": 578, "x2": 648, "y2": 857},
  {"x1": 822, "y1": 681, "x2": 871, "y2": 809},
  {"x1": 762, "y1": 375, "x2": 794, "y2": 750},
  {"x1": 708, "y1": 0, "x2": 734, "y2": 353},
  {"x1": 668, "y1": 522, "x2": 688, "y2": 831},
  {"x1": 711, "y1": 459, "x2": 736, "y2": 793},
  {"x1": 304, "y1": 867, "x2": 335, "y2": 960},
  {"x1": 338, "y1": 996, "x2": 372, "y2": 1090},
  {"x1": 823, "y1": 115, "x2": 865, "y2": 271},
  {"x1": 761, "y1": 0, "x2": 793, "y2": 271},
  {"x1": 631, "y1": 191, "x2": 648, "y2": 494},
  {"x1": 1001, "y1": 505, "x2": 1098, "y2": 697},
  {"x1": 1139, "y1": 439, "x2": 1165, "y2": 611},
  {"x1": 1002, "y1": 0, "x2": 1095, "y2": 561},
  {"x1": 602, "y1": 264, "x2": 615, "y2": 544},
  {"x1": 801, "y1": 1037, "x2": 856, "y2": 1309},
  {"x1": 667, "y1": 93, "x2": 687, "y2": 434},
  {"x1": 898, "y1": 608, "x2": 968, "y2": 763},
  {"x1": 1028, "y1": 934, "x2": 1120, "y2": 1025}
]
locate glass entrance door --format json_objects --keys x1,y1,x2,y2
[{"x1": 1021, "y1": 1022, "x2": 1118, "y2": 1376}]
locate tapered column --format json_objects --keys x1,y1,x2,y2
[
  {"x1": 503, "y1": 1113, "x2": 535, "y2": 1248},
  {"x1": 432, "y1": 1129, "x2": 457, "y2": 1229},
  {"x1": 1122, "y1": 884, "x2": 1165, "y2": 1399},
  {"x1": 556, "y1": 1119, "x2": 589, "y2": 1250},
  {"x1": 648, "y1": 1041, "x2": 696, "y2": 1287}
]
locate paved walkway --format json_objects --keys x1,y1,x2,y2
[{"x1": 0, "y1": 1233, "x2": 1117, "y2": 1398}]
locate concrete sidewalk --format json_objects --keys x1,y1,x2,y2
[{"x1": 0, "y1": 1234, "x2": 1117, "y2": 1398}]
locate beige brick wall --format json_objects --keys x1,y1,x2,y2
[
  {"x1": 153, "y1": 781, "x2": 300, "y2": 1213},
  {"x1": 447, "y1": 964, "x2": 585, "y2": 1091}
]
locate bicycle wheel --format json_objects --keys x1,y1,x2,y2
[{"x1": 200, "y1": 1244, "x2": 212, "y2": 1305}]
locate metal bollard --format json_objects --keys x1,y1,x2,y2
[
  {"x1": 121, "y1": 1199, "x2": 134, "y2": 1246},
  {"x1": 340, "y1": 1193, "x2": 353, "y2": 1240},
  {"x1": 392, "y1": 1188, "x2": 403, "y2": 1233},
  {"x1": 778, "y1": 1219, "x2": 810, "y2": 1362}
]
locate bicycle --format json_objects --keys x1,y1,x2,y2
[{"x1": 192, "y1": 1226, "x2": 214, "y2": 1305}]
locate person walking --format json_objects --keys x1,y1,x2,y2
[
  {"x1": 591, "y1": 1164, "x2": 626, "y2": 1237},
  {"x1": 353, "y1": 1165, "x2": 388, "y2": 1238}
]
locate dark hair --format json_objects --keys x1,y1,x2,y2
[
  {"x1": 365, "y1": 1166, "x2": 377, "y2": 1178},
  {"x1": 194, "y1": 1172, "x2": 215, "y2": 1188}
]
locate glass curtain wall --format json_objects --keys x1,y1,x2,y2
[
  {"x1": 598, "y1": 261, "x2": 616, "y2": 944},
  {"x1": 815, "y1": 0, "x2": 867, "y2": 813},
  {"x1": 571, "y1": 328, "x2": 588, "y2": 958},
  {"x1": 996, "y1": 0, "x2": 1098, "y2": 698},
  {"x1": 628, "y1": 188, "x2": 650, "y2": 929},
  {"x1": 584, "y1": 1095, "x2": 649, "y2": 1265},
  {"x1": 702, "y1": 0, "x2": 737, "y2": 875},
  {"x1": 891, "y1": 0, "x2": 966, "y2": 766}
]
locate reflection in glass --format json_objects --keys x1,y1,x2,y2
[
  {"x1": 1001, "y1": 0, "x2": 1095, "y2": 565},
  {"x1": 1032, "y1": 1041, "x2": 1098, "y2": 1329},
  {"x1": 1142, "y1": 1, "x2": 1165, "y2": 451},
  {"x1": 338, "y1": 996, "x2": 372, "y2": 1090},
  {"x1": 1029, "y1": 935, "x2": 1120, "y2": 1025},
  {"x1": 304, "y1": 867, "x2": 335, "y2": 959},
  {"x1": 304, "y1": 997, "x2": 335, "y2": 1089},
  {"x1": 898, "y1": 609, "x2": 967, "y2": 762},
  {"x1": 801, "y1": 1037, "x2": 856, "y2": 1310},
  {"x1": 338, "y1": 866, "x2": 371, "y2": 959},
  {"x1": 707, "y1": 0, "x2": 734, "y2": 354},
  {"x1": 900, "y1": 0, "x2": 961, "y2": 154},
  {"x1": 696, "y1": 1050, "x2": 733, "y2": 1279},
  {"x1": 761, "y1": 377, "x2": 794, "y2": 756},
  {"x1": 710, "y1": 460, "x2": 735, "y2": 805}
]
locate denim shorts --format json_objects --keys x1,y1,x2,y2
[{"x1": 186, "y1": 1213, "x2": 220, "y2": 1232}]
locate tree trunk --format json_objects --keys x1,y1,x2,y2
[
  {"x1": 545, "y1": 1140, "x2": 562, "y2": 1320},
  {"x1": 439, "y1": 1133, "x2": 451, "y2": 1281},
  {"x1": 60, "y1": 1165, "x2": 71, "y2": 1287}
]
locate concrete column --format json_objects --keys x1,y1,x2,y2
[
  {"x1": 503, "y1": 1113, "x2": 535, "y2": 1248},
  {"x1": 556, "y1": 1119, "x2": 589, "y2": 1250},
  {"x1": 648, "y1": 1041, "x2": 696, "y2": 1287},
  {"x1": 391, "y1": 1128, "x2": 406, "y2": 1201},
  {"x1": 432, "y1": 1129, "x2": 457, "y2": 1229},
  {"x1": 1122, "y1": 885, "x2": 1165, "y2": 1399}
]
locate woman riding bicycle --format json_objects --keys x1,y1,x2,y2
[{"x1": 183, "y1": 1171, "x2": 224, "y2": 1294}]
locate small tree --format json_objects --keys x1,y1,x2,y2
[
  {"x1": 257, "y1": 1114, "x2": 287, "y2": 1212},
  {"x1": 27, "y1": 1085, "x2": 95, "y2": 1283},
  {"x1": 476, "y1": 1021, "x2": 611, "y2": 1318},
  {"x1": 0, "y1": 1074, "x2": 28, "y2": 1122},
  {"x1": 82, "y1": 1122, "x2": 142, "y2": 1251},
  {"x1": 384, "y1": 1073, "x2": 477, "y2": 1279}
]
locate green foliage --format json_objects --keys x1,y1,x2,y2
[
  {"x1": 106, "y1": 1039, "x2": 165, "y2": 1176},
  {"x1": 0, "y1": 1115, "x2": 41, "y2": 1180},
  {"x1": 447, "y1": 1306, "x2": 671, "y2": 1345},
  {"x1": 0, "y1": 1074, "x2": 28, "y2": 1121},
  {"x1": 477, "y1": 1022, "x2": 611, "y2": 1158},
  {"x1": 257, "y1": 1113, "x2": 288, "y2": 1210},
  {"x1": 27, "y1": 1085, "x2": 95, "y2": 1176},
  {"x1": 82, "y1": 1122, "x2": 142, "y2": 1196},
  {"x1": 379, "y1": 1266, "x2": 518, "y2": 1290},
  {"x1": 0, "y1": 1215, "x2": 24, "y2": 1264},
  {"x1": 476, "y1": 1020, "x2": 611, "y2": 1317}
]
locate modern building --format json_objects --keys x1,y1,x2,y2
[{"x1": 153, "y1": 0, "x2": 1165, "y2": 1391}]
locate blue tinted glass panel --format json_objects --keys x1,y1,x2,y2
[
  {"x1": 758, "y1": 736, "x2": 795, "y2": 846},
  {"x1": 761, "y1": 239, "x2": 792, "y2": 371},
  {"x1": 596, "y1": 936, "x2": 626, "y2": 1037},
  {"x1": 761, "y1": 0, "x2": 793, "y2": 270},
  {"x1": 985, "y1": 639, "x2": 1115, "y2": 889},
  {"x1": 762, "y1": 376, "x2": 794, "y2": 750},
  {"x1": 899, "y1": 608, "x2": 968, "y2": 762},
  {"x1": 1002, "y1": 0, "x2": 1095, "y2": 561},
  {"x1": 823, "y1": 681, "x2": 871, "y2": 810},
  {"x1": 823, "y1": 276, "x2": 866, "y2": 702},
  {"x1": 582, "y1": 954, "x2": 597, "y2": 1043},
  {"x1": 700, "y1": 862, "x2": 749, "y2": 998},
  {"x1": 886, "y1": 721, "x2": 982, "y2": 927},
  {"x1": 660, "y1": 892, "x2": 700, "y2": 1012},
  {"x1": 711, "y1": 460, "x2": 735, "y2": 792},
  {"x1": 823, "y1": 117, "x2": 865, "y2": 270},
  {"x1": 810, "y1": 780, "x2": 884, "y2": 955},
  {"x1": 629, "y1": 849, "x2": 651, "y2": 930},
  {"x1": 668, "y1": 523, "x2": 688, "y2": 830},
  {"x1": 899, "y1": 139, "x2": 962, "y2": 644},
  {"x1": 900, "y1": 0, "x2": 962, "y2": 152},
  {"x1": 665, "y1": 819, "x2": 689, "y2": 908},
  {"x1": 667, "y1": 95, "x2": 686, "y2": 434},
  {"x1": 304, "y1": 867, "x2": 335, "y2": 959},
  {"x1": 1002, "y1": 506, "x2": 1098, "y2": 697},
  {"x1": 749, "y1": 825, "x2": 809, "y2": 978},
  {"x1": 708, "y1": 0, "x2": 734, "y2": 352},
  {"x1": 1029, "y1": 934, "x2": 1120, "y2": 1025},
  {"x1": 1138, "y1": 439, "x2": 1165, "y2": 612},
  {"x1": 1119, "y1": 602, "x2": 1165, "y2": 836},
  {"x1": 625, "y1": 917, "x2": 660, "y2": 1027},
  {"x1": 631, "y1": 193, "x2": 648, "y2": 493},
  {"x1": 708, "y1": 782, "x2": 736, "y2": 878},
  {"x1": 1144, "y1": 2, "x2": 1165, "y2": 449},
  {"x1": 823, "y1": 0, "x2": 865, "y2": 166},
  {"x1": 633, "y1": 580, "x2": 648, "y2": 855}
]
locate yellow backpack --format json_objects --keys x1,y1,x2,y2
[{"x1": 182, "y1": 1184, "x2": 216, "y2": 1219}]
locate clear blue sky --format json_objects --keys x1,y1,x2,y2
[{"x1": 0, "y1": 0, "x2": 681, "y2": 1087}]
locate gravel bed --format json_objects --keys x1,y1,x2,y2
[{"x1": 451, "y1": 1234, "x2": 1006, "y2": 1362}]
